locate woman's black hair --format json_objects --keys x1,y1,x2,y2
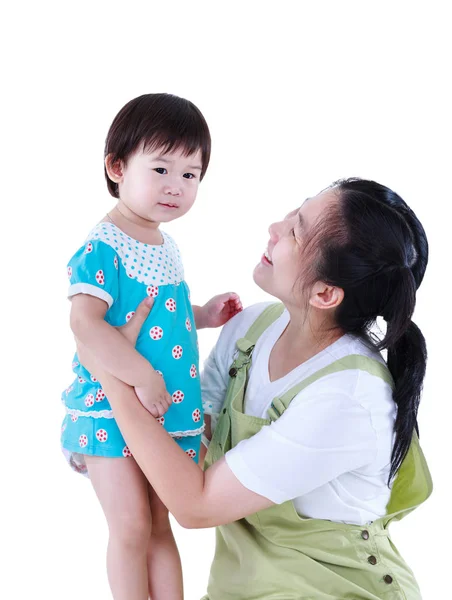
[
  {"x1": 310, "y1": 178, "x2": 428, "y2": 482},
  {"x1": 104, "y1": 93, "x2": 211, "y2": 198}
]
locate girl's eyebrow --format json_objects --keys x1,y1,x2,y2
[{"x1": 150, "y1": 156, "x2": 202, "y2": 170}]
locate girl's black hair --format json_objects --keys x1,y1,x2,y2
[
  {"x1": 104, "y1": 93, "x2": 211, "y2": 198},
  {"x1": 312, "y1": 178, "x2": 428, "y2": 482}
]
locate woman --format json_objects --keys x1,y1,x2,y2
[{"x1": 78, "y1": 178, "x2": 432, "y2": 599}]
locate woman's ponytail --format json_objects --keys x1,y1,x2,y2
[{"x1": 387, "y1": 320, "x2": 427, "y2": 481}]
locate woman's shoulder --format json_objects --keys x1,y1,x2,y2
[
  {"x1": 290, "y1": 334, "x2": 395, "y2": 422},
  {"x1": 221, "y1": 301, "x2": 277, "y2": 340},
  {"x1": 213, "y1": 301, "x2": 278, "y2": 364}
]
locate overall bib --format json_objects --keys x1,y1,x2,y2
[{"x1": 202, "y1": 304, "x2": 432, "y2": 599}]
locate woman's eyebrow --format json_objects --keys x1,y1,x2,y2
[{"x1": 298, "y1": 213, "x2": 305, "y2": 229}]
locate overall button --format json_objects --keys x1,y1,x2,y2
[
  {"x1": 229, "y1": 367, "x2": 238, "y2": 377},
  {"x1": 383, "y1": 575, "x2": 393, "y2": 584},
  {"x1": 368, "y1": 555, "x2": 377, "y2": 565},
  {"x1": 361, "y1": 530, "x2": 369, "y2": 540}
]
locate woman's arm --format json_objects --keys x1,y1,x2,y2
[{"x1": 92, "y1": 365, "x2": 275, "y2": 529}]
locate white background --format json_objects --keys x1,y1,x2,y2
[{"x1": 1, "y1": 1, "x2": 450, "y2": 598}]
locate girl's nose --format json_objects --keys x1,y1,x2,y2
[{"x1": 163, "y1": 185, "x2": 182, "y2": 196}]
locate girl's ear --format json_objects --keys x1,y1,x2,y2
[{"x1": 105, "y1": 154, "x2": 124, "y2": 183}]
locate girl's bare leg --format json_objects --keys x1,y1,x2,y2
[
  {"x1": 85, "y1": 456, "x2": 152, "y2": 600},
  {"x1": 147, "y1": 485, "x2": 184, "y2": 600}
]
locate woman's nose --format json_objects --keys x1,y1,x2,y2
[{"x1": 268, "y1": 222, "x2": 281, "y2": 241}]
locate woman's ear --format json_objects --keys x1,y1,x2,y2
[
  {"x1": 105, "y1": 154, "x2": 124, "y2": 184},
  {"x1": 309, "y1": 282, "x2": 344, "y2": 311}
]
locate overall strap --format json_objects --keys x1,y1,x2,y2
[
  {"x1": 268, "y1": 354, "x2": 394, "y2": 421},
  {"x1": 234, "y1": 303, "x2": 285, "y2": 356}
]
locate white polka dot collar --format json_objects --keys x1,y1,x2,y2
[{"x1": 87, "y1": 221, "x2": 184, "y2": 286}]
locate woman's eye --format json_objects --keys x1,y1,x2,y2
[
  {"x1": 154, "y1": 167, "x2": 167, "y2": 174},
  {"x1": 183, "y1": 173, "x2": 195, "y2": 179}
]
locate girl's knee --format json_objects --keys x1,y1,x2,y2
[
  {"x1": 149, "y1": 492, "x2": 171, "y2": 535},
  {"x1": 109, "y1": 510, "x2": 152, "y2": 550}
]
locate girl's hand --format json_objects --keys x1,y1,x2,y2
[{"x1": 198, "y1": 293, "x2": 243, "y2": 328}]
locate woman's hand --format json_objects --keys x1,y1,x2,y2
[
  {"x1": 76, "y1": 296, "x2": 155, "y2": 375},
  {"x1": 76, "y1": 296, "x2": 172, "y2": 418},
  {"x1": 115, "y1": 297, "x2": 172, "y2": 417},
  {"x1": 116, "y1": 295, "x2": 154, "y2": 345}
]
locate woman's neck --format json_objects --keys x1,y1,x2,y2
[{"x1": 268, "y1": 305, "x2": 344, "y2": 382}]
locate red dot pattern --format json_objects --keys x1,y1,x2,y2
[
  {"x1": 122, "y1": 446, "x2": 132, "y2": 458},
  {"x1": 79, "y1": 434, "x2": 88, "y2": 448},
  {"x1": 172, "y1": 345, "x2": 183, "y2": 359},
  {"x1": 157, "y1": 416, "x2": 165, "y2": 426},
  {"x1": 95, "y1": 270, "x2": 105, "y2": 285},
  {"x1": 96, "y1": 429, "x2": 108, "y2": 443},
  {"x1": 185, "y1": 317, "x2": 192, "y2": 332},
  {"x1": 84, "y1": 394, "x2": 94, "y2": 407},
  {"x1": 147, "y1": 285, "x2": 159, "y2": 298},
  {"x1": 95, "y1": 389, "x2": 105, "y2": 402},
  {"x1": 85, "y1": 242, "x2": 93, "y2": 254},
  {"x1": 165, "y1": 298, "x2": 176, "y2": 312},
  {"x1": 190, "y1": 364, "x2": 197, "y2": 378},
  {"x1": 67, "y1": 266, "x2": 72, "y2": 279},
  {"x1": 150, "y1": 326, "x2": 163, "y2": 340},
  {"x1": 172, "y1": 390, "x2": 185, "y2": 404},
  {"x1": 185, "y1": 449, "x2": 197, "y2": 458},
  {"x1": 192, "y1": 409, "x2": 201, "y2": 423},
  {"x1": 126, "y1": 311, "x2": 135, "y2": 322}
]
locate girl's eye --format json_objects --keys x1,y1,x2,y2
[
  {"x1": 183, "y1": 173, "x2": 195, "y2": 179},
  {"x1": 154, "y1": 167, "x2": 167, "y2": 174},
  {"x1": 290, "y1": 228, "x2": 296, "y2": 238}
]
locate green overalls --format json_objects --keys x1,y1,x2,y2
[{"x1": 202, "y1": 303, "x2": 432, "y2": 600}]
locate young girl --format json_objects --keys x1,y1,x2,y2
[{"x1": 60, "y1": 93, "x2": 242, "y2": 600}]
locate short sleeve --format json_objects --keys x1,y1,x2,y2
[
  {"x1": 201, "y1": 347, "x2": 229, "y2": 416},
  {"x1": 67, "y1": 240, "x2": 119, "y2": 308},
  {"x1": 224, "y1": 389, "x2": 378, "y2": 504}
]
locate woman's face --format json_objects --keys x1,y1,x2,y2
[{"x1": 253, "y1": 189, "x2": 338, "y2": 304}]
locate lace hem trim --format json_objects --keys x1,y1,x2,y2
[{"x1": 65, "y1": 408, "x2": 205, "y2": 437}]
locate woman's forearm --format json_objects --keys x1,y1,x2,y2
[{"x1": 100, "y1": 373, "x2": 207, "y2": 527}]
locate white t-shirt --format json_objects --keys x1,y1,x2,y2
[{"x1": 201, "y1": 302, "x2": 396, "y2": 525}]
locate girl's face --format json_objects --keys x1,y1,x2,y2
[
  {"x1": 110, "y1": 145, "x2": 203, "y2": 223},
  {"x1": 253, "y1": 190, "x2": 338, "y2": 304}
]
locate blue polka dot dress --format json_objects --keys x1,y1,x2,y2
[{"x1": 61, "y1": 222, "x2": 203, "y2": 475}]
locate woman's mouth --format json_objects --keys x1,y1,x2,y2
[{"x1": 261, "y1": 249, "x2": 273, "y2": 265}]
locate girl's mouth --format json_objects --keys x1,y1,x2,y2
[{"x1": 158, "y1": 202, "x2": 179, "y2": 209}]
